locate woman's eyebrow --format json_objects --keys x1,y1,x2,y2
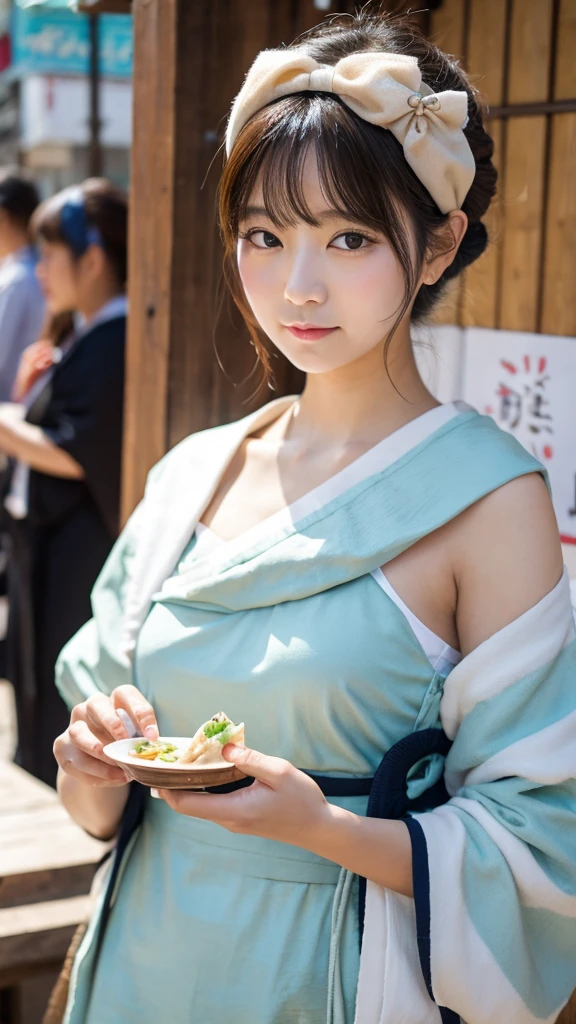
[{"x1": 242, "y1": 205, "x2": 271, "y2": 219}]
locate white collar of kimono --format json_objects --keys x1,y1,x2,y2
[{"x1": 120, "y1": 397, "x2": 469, "y2": 657}]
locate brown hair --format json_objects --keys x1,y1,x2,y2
[
  {"x1": 218, "y1": 10, "x2": 496, "y2": 384},
  {"x1": 0, "y1": 168, "x2": 40, "y2": 231},
  {"x1": 32, "y1": 177, "x2": 128, "y2": 289}
]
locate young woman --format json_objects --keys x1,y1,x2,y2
[
  {"x1": 53, "y1": 14, "x2": 576, "y2": 1024},
  {"x1": 1, "y1": 178, "x2": 128, "y2": 787}
]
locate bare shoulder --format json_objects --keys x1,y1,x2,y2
[{"x1": 452, "y1": 472, "x2": 564, "y2": 655}]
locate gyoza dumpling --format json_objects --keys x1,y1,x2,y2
[{"x1": 178, "y1": 712, "x2": 245, "y2": 765}]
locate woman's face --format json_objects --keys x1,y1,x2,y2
[
  {"x1": 36, "y1": 241, "x2": 80, "y2": 314},
  {"x1": 236, "y1": 148, "x2": 412, "y2": 375}
]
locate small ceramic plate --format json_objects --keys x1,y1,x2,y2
[{"x1": 103, "y1": 737, "x2": 246, "y2": 790}]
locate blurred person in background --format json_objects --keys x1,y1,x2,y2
[
  {"x1": 0, "y1": 169, "x2": 46, "y2": 401},
  {"x1": 0, "y1": 171, "x2": 46, "y2": 678},
  {"x1": 0, "y1": 178, "x2": 128, "y2": 786}
]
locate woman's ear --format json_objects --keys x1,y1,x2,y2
[
  {"x1": 81, "y1": 243, "x2": 107, "y2": 284},
  {"x1": 421, "y1": 210, "x2": 468, "y2": 286}
]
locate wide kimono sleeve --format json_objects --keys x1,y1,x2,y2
[
  {"x1": 55, "y1": 496, "x2": 144, "y2": 710},
  {"x1": 404, "y1": 568, "x2": 576, "y2": 1024}
]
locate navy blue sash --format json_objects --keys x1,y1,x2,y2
[
  {"x1": 94, "y1": 729, "x2": 457, "y2": 1021},
  {"x1": 358, "y1": 726, "x2": 452, "y2": 933},
  {"x1": 358, "y1": 727, "x2": 459, "y2": 1024}
]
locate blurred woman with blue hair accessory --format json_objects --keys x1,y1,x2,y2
[
  {"x1": 0, "y1": 177, "x2": 128, "y2": 787},
  {"x1": 57, "y1": 185, "x2": 106, "y2": 257}
]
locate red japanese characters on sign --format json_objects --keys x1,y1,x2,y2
[
  {"x1": 463, "y1": 330, "x2": 576, "y2": 545},
  {"x1": 486, "y1": 355, "x2": 553, "y2": 463}
]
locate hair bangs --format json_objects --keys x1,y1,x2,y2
[
  {"x1": 31, "y1": 195, "x2": 67, "y2": 246},
  {"x1": 233, "y1": 93, "x2": 426, "y2": 243}
]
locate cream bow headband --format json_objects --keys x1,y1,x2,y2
[{"x1": 226, "y1": 49, "x2": 476, "y2": 214}]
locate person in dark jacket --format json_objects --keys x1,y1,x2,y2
[{"x1": 0, "y1": 178, "x2": 128, "y2": 786}]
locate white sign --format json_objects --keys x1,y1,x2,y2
[
  {"x1": 463, "y1": 328, "x2": 576, "y2": 545},
  {"x1": 20, "y1": 73, "x2": 132, "y2": 149}
]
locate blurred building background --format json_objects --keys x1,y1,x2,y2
[{"x1": 0, "y1": 0, "x2": 132, "y2": 195}]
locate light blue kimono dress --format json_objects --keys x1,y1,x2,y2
[{"x1": 55, "y1": 399, "x2": 576, "y2": 1024}]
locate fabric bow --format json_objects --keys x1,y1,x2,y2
[{"x1": 226, "y1": 49, "x2": 475, "y2": 214}]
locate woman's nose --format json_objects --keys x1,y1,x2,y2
[{"x1": 283, "y1": 251, "x2": 328, "y2": 306}]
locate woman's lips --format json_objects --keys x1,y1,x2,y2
[{"x1": 284, "y1": 324, "x2": 338, "y2": 341}]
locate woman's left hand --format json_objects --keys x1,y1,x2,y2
[{"x1": 157, "y1": 745, "x2": 332, "y2": 849}]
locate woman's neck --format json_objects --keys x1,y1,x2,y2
[
  {"x1": 77, "y1": 284, "x2": 124, "y2": 323},
  {"x1": 284, "y1": 332, "x2": 438, "y2": 452}
]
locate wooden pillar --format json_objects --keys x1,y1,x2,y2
[
  {"x1": 122, "y1": 0, "x2": 425, "y2": 519},
  {"x1": 122, "y1": 0, "x2": 303, "y2": 519},
  {"x1": 121, "y1": 0, "x2": 176, "y2": 520}
]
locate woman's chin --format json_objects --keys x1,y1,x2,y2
[
  {"x1": 276, "y1": 349, "x2": 371, "y2": 376},
  {"x1": 269, "y1": 340, "x2": 346, "y2": 375}
]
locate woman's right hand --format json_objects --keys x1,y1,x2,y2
[
  {"x1": 12, "y1": 339, "x2": 55, "y2": 402},
  {"x1": 54, "y1": 685, "x2": 160, "y2": 788}
]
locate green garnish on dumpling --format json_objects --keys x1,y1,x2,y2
[
  {"x1": 204, "y1": 718, "x2": 231, "y2": 739},
  {"x1": 179, "y1": 712, "x2": 245, "y2": 765},
  {"x1": 216, "y1": 723, "x2": 238, "y2": 745}
]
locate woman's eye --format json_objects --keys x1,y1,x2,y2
[
  {"x1": 331, "y1": 232, "x2": 370, "y2": 251},
  {"x1": 246, "y1": 230, "x2": 282, "y2": 249}
]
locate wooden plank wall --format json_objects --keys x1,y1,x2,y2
[
  {"x1": 431, "y1": 0, "x2": 576, "y2": 335},
  {"x1": 541, "y1": 0, "x2": 576, "y2": 335}
]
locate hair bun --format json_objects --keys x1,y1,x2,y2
[
  {"x1": 443, "y1": 219, "x2": 488, "y2": 281},
  {"x1": 462, "y1": 219, "x2": 488, "y2": 261}
]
